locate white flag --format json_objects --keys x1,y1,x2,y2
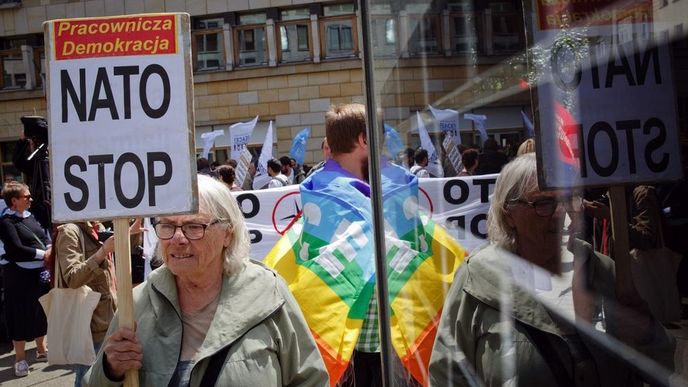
[
  {"x1": 257, "y1": 120, "x2": 274, "y2": 176},
  {"x1": 416, "y1": 111, "x2": 444, "y2": 177},
  {"x1": 428, "y1": 105, "x2": 460, "y2": 145},
  {"x1": 464, "y1": 113, "x2": 488, "y2": 146},
  {"x1": 229, "y1": 116, "x2": 258, "y2": 161},
  {"x1": 200, "y1": 129, "x2": 224, "y2": 159}
]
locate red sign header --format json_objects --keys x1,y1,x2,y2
[{"x1": 54, "y1": 14, "x2": 177, "y2": 60}]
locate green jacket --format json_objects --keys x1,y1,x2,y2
[
  {"x1": 84, "y1": 260, "x2": 329, "y2": 387},
  {"x1": 429, "y1": 241, "x2": 675, "y2": 387}
]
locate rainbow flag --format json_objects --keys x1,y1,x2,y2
[{"x1": 265, "y1": 161, "x2": 465, "y2": 386}]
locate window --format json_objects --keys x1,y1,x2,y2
[
  {"x1": 1, "y1": 50, "x2": 26, "y2": 89},
  {"x1": 488, "y1": 2, "x2": 523, "y2": 53},
  {"x1": 0, "y1": 141, "x2": 20, "y2": 184},
  {"x1": 0, "y1": 34, "x2": 43, "y2": 90},
  {"x1": 408, "y1": 15, "x2": 440, "y2": 55},
  {"x1": 450, "y1": 12, "x2": 478, "y2": 54},
  {"x1": 278, "y1": 8, "x2": 311, "y2": 63},
  {"x1": 192, "y1": 18, "x2": 225, "y2": 72},
  {"x1": 371, "y1": 17, "x2": 397, "y2": 56},
  {"x1": 235, "y1": 13, "x2": 267, "y2": 67},
  {"x1": 321, "y1": 4, "x2": 358, "y2": 59}
]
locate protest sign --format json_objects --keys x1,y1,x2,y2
[
  {"x1": 46, "y1": 13, "x2": 197, "y2": 222},
  {"x1": 531, "y1": 0, "x2": 683, "y2": 188},
  {"x1": 235, "y1": 147, "x2": 253, "y2": 188},
  {"x1": 45, "y1": 14, "x2": 195, "y2": 386}
]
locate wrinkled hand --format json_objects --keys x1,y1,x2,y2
[{"x1": 103, "y1": 327, "x2": 142, "y2": 381}]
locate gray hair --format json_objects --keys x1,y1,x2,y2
[
  {"x1": 196, "y1": 174, "x2": 250, "y2": 275},
  {"x1": 486, "y1": 153, "x2": 539, "y2": 252}
]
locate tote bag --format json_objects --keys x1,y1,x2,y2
[{"x1": 39, "y1": 229, "x2": 101, "y2": 365}]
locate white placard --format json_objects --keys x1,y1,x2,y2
[
  {"x1": 46, "y1": 13, "x2": 197, "y2": 222},
  {"x1": 533, "y1": 17, "x2": 682, "y2": 187}
]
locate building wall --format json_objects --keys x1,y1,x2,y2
[{"x1": 0, "y1": 0, "x2": 531, "y2": 168}]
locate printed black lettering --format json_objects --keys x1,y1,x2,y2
[
  {"x1": 88, "y1": 154, "x2": 114, "y2": 209},
  {"x1": 61, "y1": 69, "x2": 87, "y2": 122},
  {"x1": 114, "y1": 152, "x2": 145, "y2": 208},
  {"x1": 236, "y1": 193, "x2": 260, "y2": 218},
  {"x1": 470, "y1": 214, "x2": 488, "y2": 239},
  {"x1": 88, "y1": 67, "x2": 118, "y2": 121},
  {"x1": 643, "y1": 117, "x2": 669, "y2": 173},
  {"x1": 113, "y1": 66, "x2": 140, "y2": 119},
  {"x1": 473, "y1": 178, "x2": 496, "y2": 203},
  {"x1": 146, "y1": 152, "x2": 172, "y2": 206},
  {"x1": 616, "y1": 120, "x2": 641, "y2": 174},
  {"x1": 140, "y1": 64, "x2": 170, "y2": 118},
  {"x1": 64, "y1": 156, "x2": 89, "y2": 211},
  {"x1": 443, "y1": 179, "x2": 469, "y2": 205},
  {"x1": 587, "y1": 121, "x2": 619, "y2": 177}
]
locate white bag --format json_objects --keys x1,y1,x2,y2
[
  {"x1": 39, "y1": 285, "x2": 100, "y2": 365},
  {"x1": 38, "y1": 228, "x2": 101, "y2": 365}
]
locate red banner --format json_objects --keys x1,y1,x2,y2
[{"x1": 53, "y1": 14, "x2": 177, "y2": 60}]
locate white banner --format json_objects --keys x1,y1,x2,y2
[
  {"x1": 232, "y1": 174, "x2": 498, "y2": 260},
  {"x1": 229, "y1": 116, "x2": 258, "y2": 161}
]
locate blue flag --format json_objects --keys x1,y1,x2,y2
[
  {"x1": 521, "y1": 110, "x2": 535, "y2": 138},
  {"x1": 384, "y1": 124, "x2": 405, "y2": 157},
  {"x1": 290, "y1": 127, "x2": 310, "y2": 165}
]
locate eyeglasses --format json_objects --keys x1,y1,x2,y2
[
  {"x1": 18, "y1": 194, "x2": 31, "y2": 199},
  {"x1": 508, "y1": 197, "x2": 569, "y2": 217},
  {"x1": 153, "y1": 219, "x2": 229, "y2": 240}
]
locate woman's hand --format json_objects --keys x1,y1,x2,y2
[
  {"x1": 102, "y1": 327, "x2": 142, "y2": 381},
  {"x1": 130, "y1": 218, "x2": 145, "y2": 235}
]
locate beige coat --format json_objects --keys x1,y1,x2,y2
[{"x1": 55, "y1": 222, "x2": 116, "y2": 343}]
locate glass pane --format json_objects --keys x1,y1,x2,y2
[
  {"x1": 2, "y1": 53, "x2": 26, "y2": 89},
  {"x1": 281, "y1": 8, "x2": 310, "y2": 21},
  {"x1": 355, "y1": 0, "x2": 688, "y2": 385},
  {"x1": 239, "y1": 13, "x2": 266, "y2": 25},
  {"x1": 280, "y1": 24, "x2": 310, "y2": 62},
  {"x1": 194, "y1": 32, "x2": 223, "y2": 70},
  {"x1": 324, "y1": 3, "x2": 355, "y2": 16},
  {"x1": 239, "y1": 27, "x2": 266, "y2": 66},
  {"x1": 324, "y1": 20, "x2": 355, "y2": 57}
]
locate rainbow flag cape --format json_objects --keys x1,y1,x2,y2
[{"x1": 265, "y1": 160, "x2": 466, "y2": 386}]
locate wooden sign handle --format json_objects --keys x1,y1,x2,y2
[
  {"x1": 114, "y1": 218, "x2": 139, "y2": 387},
  {"x1": 608, "y1": 186, "x2": 637, "y2": 302}
]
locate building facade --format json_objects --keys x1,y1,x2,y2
[{"x1": 0, "y1": 0, "x2": 534, "y2": 180}]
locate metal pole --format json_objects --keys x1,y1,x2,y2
[{"x1": 359, "y1": 0, "x2": 394, "y2": 386}]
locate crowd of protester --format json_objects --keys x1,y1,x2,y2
[{"x1": 0, "y1": 109, "x2": 685, "y2": 387}]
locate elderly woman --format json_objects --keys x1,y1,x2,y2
[
  {"x1": 84, "y1": 175, "x2": 328, "y2": 386},
  {"x1": 429, "y1": 153, "x2": 674, "y2": 386},
  {"x1": 0, "y1": 182, "x2": 50, "y2": 377}
]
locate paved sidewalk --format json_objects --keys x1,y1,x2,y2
[{"x1": 0, "y1": 341, "x2": 73, "y2": 386}]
